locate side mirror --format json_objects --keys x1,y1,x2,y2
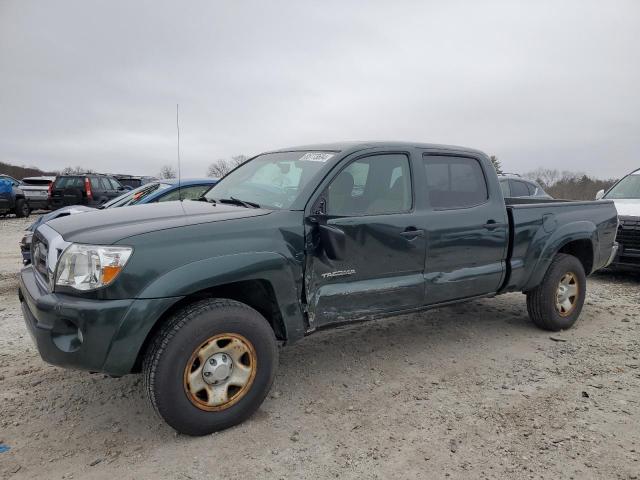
[
  {"x1": 595, "y1": 189, "x2": 605, "y2": 200},
  {"x1": 318, "y1": 223, "x2": 346, "y2": 261}
]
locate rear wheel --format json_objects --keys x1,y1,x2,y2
[
  {"x1": 15, "y1": 198, "x2": 30, "y2": 218},
  {"x1": 526, "y1": 253, "x2": 586, "y2": 331},
  {"x1": 143, "y1": 298, "x2": 278, "y2": 436}
]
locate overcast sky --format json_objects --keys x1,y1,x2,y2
[{"x1": 1, "y1": 0, "x2": 639, "y2": 178}]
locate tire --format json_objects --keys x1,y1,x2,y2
[
  {"x1": 526, "y1": 253, "x2": 586, "y2": 331},
  {"x1": 15, "y1": 198, "x2": 30, "y2": 218},
  {"x1": 142, "y1": 298, "x2": 278, "y2": 436}
]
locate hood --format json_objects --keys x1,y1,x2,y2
[
  {"x1": 611, "y1": 199, "x2": 640, "y2": 217},
  {"x1": 28, "y1": 205, "x2": 96, "y2": 232},
  {"x1": 45, "y1": 200, "x2": 271, "y2": 244}
]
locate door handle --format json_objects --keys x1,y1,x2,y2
[
  {"x1": 483, "y1": 221, "x2": 505, "y2": 230},
  {"x1": 400, "y1": 228, "x2": 425, "y2": 239}
]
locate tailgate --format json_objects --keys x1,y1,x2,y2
[
  {"x1": 21, "y1": 185, "x2": 49, "y2": 199},
  {"x1": 50, "y1": 187, "x2": 84, "y2": 207}
]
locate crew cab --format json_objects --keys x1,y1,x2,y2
[
  {"x1": 19, "y1": 142, "x2": 618, "y2": 436},
  {"x1": 596, "y1": 168, "x2": 640, "y2": 268}
]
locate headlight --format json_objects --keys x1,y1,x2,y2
[
  {"x1": 54, "y1": 244, "x2": 133, "y2": 291},
  {"x1": 21, "y1": 232, "x2": 33, "y2": 246}
]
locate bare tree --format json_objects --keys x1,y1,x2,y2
[
  {"x1": 158, "y1": 165, "x2": 177, "y2": 179},
  {"x1": 61, "y1": 166, "x2": 94, "y2": 174},
  {"x1": 523, "y1": 168, "x2": 561, "y2": 188},
  {"x1": 206, "y1": 155, "x2": 248, "y2": 178}
]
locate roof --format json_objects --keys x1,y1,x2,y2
[
  {"x1": 497, "y1": 173, "x2": 524, "y2": 179},
  {"x1": 265, "y1": 141, "x2": 486, "y2": 156},
  {"x1": 22, "y1": 176, "x2": 55, "y2": 181}
]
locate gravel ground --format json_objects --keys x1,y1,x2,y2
[{"x1": 1, "y1": 214, "x2": 639, "y2": 479}]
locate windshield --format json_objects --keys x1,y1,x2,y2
[
  {"x1": 204, "y1": 151, "x2": 333, "y2": 209},
  {"x1": 102, "y1": 182, "x2": 170, "y2": 208},
  {"x1": 604, "y1": 172, "x2": 640, "y2": 199}
]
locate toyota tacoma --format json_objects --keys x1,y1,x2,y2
[{"x1": 19, "y1": 142, "x2": 619, "y2": 435}]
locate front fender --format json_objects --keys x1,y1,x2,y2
[
  {"x1": 137, "y1": 251, "x2": 306, "y2": 338},
  {"x1": 522, "y1": 220, "x2": 596, "y2": 291},
  {"x1": 103, "y1": 252, "x2": 306, "y2": 375}
]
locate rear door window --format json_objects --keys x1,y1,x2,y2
[
  {"x1": 509, "y1": 180, "x2": 530, "y2": 197},
  {"x1": 98, "y1": 177, "x2": 112, "y2": 191},
  {"x1": 423, "y1": 155, "x2": 488, "y2": 209}
]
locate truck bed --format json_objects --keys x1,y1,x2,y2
[{"x1": 501, "y1": 197, "x2": 618, "y2": 293}]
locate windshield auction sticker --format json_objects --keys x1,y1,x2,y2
[{"x1": 299, "y1": 152, "x2": 334, "y2": 162}]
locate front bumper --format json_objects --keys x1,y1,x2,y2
[
  {"x1": 605, "y1": 242, "x2": 619, "y2": 267},
  {"x1": 19, "y1": 266, "x2": 179, "y2": 376}
]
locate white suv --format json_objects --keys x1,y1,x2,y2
[{"x1": 597, "y1": 168, "x2": 640, "y2": 268}]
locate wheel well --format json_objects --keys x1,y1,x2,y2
[
  {"x1": 132, "y1": 279, "x2": 286, "y2": 373},
  {"x1": 558, "y1": 239, "x2": 593, "y2": 274}
]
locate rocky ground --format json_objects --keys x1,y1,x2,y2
[{"x1": 0, "y1": 214, "x2": 639, "y2": 479}]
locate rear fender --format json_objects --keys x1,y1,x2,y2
[{"x1": 522, "y1": 221, "x2": 596, "y2": 291}]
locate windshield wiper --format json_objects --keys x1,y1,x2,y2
[
  {"x1": 218, "y1": 197, "x2": 260, "y2": 208},
  {"x1": 197, "y1": 196, "x2": 216, "y2": 204}
]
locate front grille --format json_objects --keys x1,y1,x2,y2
[
  {"x1": 617, "y1": 216, "x2": 640, "y2": 264},
  {"x1": 31, "y1": 233, "x2": 49, "y2": 280}
]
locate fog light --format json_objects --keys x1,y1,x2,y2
[{"x1": 51, "y1": 318, "x2": 83, "y2": 353}]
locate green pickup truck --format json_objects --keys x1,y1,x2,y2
[{"x1": 19, "y1": 142, "x2": 618, "y2": 435}]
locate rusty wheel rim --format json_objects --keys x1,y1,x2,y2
[
  {"x1": 183, "y1": 333, "x2": 257, "y2": 411},
  {"x1": 555, "y1": 272, "x2": 579, "y2": 317}
]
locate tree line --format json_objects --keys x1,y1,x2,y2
[
  {"x1": 490, "y1": 157, "x2": 617, "y2": 200},
  {"x1": 0, "y1": 161, "x2": 58, "y2": 179},
  {"x1": 522, "y1": 167, "x2": 617, "y2": 200}
]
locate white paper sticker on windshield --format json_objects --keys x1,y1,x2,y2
[{"x1": 299, "y1": 152, "x2": 334, "y2": 162}]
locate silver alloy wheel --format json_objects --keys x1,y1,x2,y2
[{"x1": 555, "y1": 272, "x2": 579, "y2": 317}]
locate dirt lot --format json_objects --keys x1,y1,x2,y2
[{"x1": 1, "y1": 215, "x2": 639, "y2": 479}]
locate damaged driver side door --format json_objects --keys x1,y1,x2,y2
[{"x1": 304, "y1": 152, "x2": 426, "y2": 329}]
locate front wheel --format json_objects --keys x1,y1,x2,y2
[
  {"x1": 526, "y1": 253, "x2": 586, "y2": 331},
  {"x1": 143, "y1": 298, "x2": 278, "y2": 436}
]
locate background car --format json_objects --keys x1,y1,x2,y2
[
  {"x1": 21, "y1": 178, "x2": 218, "y2": 264},
  {"x1": 0, "y1": 174, "x2": 29, "y2": 217},
  {"x1": 100, "y1": 177, "x2": 218, "y2": 208},
  {"x1": 20, "y1": 176, "x2": 55, "y2": 211},
  {"x1": 113, "y1": 174, "x2": 158, "y2": 190},
  {"x1": 596, "y1": 168, "x2": 640, "y2": 269},
  {"x1": 49, "y1": 173, "x2": 127, "y2": 210},
  {"x1": 498, "y1": 173, "x2": 552, "y2": 199}
]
